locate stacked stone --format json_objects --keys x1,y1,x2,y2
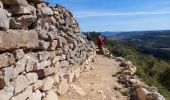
[
  {"x1": 0, "y1": 0, "x2": 96, "y2": 100},
  {"x1": 115, "y1": 57, "x2": 166, "y2": 100}
]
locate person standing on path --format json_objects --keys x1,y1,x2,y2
[{"x1": 97, "y1": 35, "x2": 104, "y2": 54}]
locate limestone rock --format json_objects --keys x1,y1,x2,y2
[
  {"x1": 36, "y1": 60, "x2": 51, "y2": 70},
  {"x1": 37, "y1": 51, "x2": 49, "y2": 61},
  {"x1": 0, "y1": 30, "x2": 39, "y2": 51},
  {"x1": 37, "y1": 6, "x2": 53, "y2": 16},
  {"x1": 0, "y1": 8, "x2": 9, "y2": 30},
  {"x1": 57, "y1": 79, "x2": 69, "y2": 95},
  {"x1": 28, "y1": 90, "x2": 42, "y2": 100},
  {"x1": 33, "y1": 80, "x2": 43, "y2": 91},
  {"x1": 0, "y1": 1, "x2": 3, "y2": 8},
  {"x1": 13, "y1": 75, "x2": 30, "y2": 94},
  {"x1": 11, "y1": 85, "x2": 33, "y2": 100},
  {"x1": 43, "y1": 89, "x2": 59, "y2": 100},
  {"x1": 10, "y1": 15, "x2": 37, "y2": 29},
  {"x1": 42, "y1": 77, "x2": 54, "y2": 91},
  {"x1": 0, "y1": 53, "x2": 15, "y2": 69},
  {"x1": 15, "y1": 56, "x2": 27, "y2": 74},
  {"x1": 13, "y1": 49, "x2": 25, "y2": 60},
  {"x1": 59, "y1": 60, "x2": 69, "y2": 67},
  {"x1": 9, "y1": 4, "x2": 36, "y2": 15},
  {"x1": 0, "y1": 84, "x2": 14, "y2": 100},
  {"x1": 26, "y1": 73, "x2": 38, "y2": 84},
  {"x1": 1, "y1": 66, "x2": 18, "y2": 85},
  {"x1": 74, "y1": 67, "x2": 81, "y2": 79},
  {"x1": 53, "y1": 74, "x2": 60, "y2": 84},
  {"x1": 26, "y1": 59, "x2": 36, "y2": 72},
  {"x1": 39, "y1": 41, "x2": 50, "y2": 50},
  {"x1": 37, "y1": 29, "x2": 48, "y2": 40},
  {"x1": 52, "y1": 56, "x2": 60, "y2": 64}
]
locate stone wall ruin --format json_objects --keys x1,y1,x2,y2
[{"x1": 0, "y1": 0, "x2": 96, "y2": 100}]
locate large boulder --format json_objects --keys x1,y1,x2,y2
[{"x1": 0, "y1": 30, "x2": 39, "y2": 51}]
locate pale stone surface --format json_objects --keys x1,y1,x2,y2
[
  {"x1": 38, "y1": 6, "x2": 53, "y2": 16},
  {"x1": 26, "y1": 73, "x2": 38, "y2": 84},
  {"x1": 0, "y1": 8, "x2": 9, "y2": 29},
  {"x1": 52, "y1": 56, "x2": 60, "y2": 64},
  {"x1": 11, "y1": 86, "x2": 33, "y2": 100},
  {"x1": 0, "y1": 53, "x2": 15, "y2": 69},
  {"x1": 43, "y1": 89, "x2": 59, "y2": 100},
  {"x1": 33, "y1": 80, "x2": 43, "y2": 91},
  {"x1": 60, "y1": 60, "x2": 69, "y2": 67},
  {"x1": 0, "y1": 84, "x2": 14, "y2": 100},
  {"x1": 53, "y1": 74, "x2": 60, "y2": 84},
  {"x1": 57, "y1": 79, "x2": 69, "y2": 95},
  {"x1": 15, "y1": 56, "x2": 27, "y2": 74},
  {"x1": 1, "y1": 66, "x2": 18, "y2": 85},
  {"x1": 74, "y1": 67, "x2": 81, "y2": 79},
  {"x1": 26, "y1": 59, "x2": 36, "y2": 72},
  {"x1": 42, "y1": 77, "x2": 54, "y2": 91},
  {"x1": 28, "y1": 90, "x2": 42, "y2": 100},
  {"x1": 0, "y1": 1, "x2": 3, "y2": 8},
  {"x1": 39, "y1": 41, "x2": 50, "y2": 50},
  {"x1": 13, "y1": 75, "x2": 30, "y2": 94},
  {"x1": 36, "y1": 60, "x2": 51, "y2": 70},
  {"x1": 37, "y1": 51, "x2": 49, "y2": 61},
  {"x1": 0, "y1": 30, "x2": 39, "y2": 51},
  {"x1": 14, "y1": 49, "x2": 25, "y2": 60}
]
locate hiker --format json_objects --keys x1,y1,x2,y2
[{"x1": 97, "y1": 35, "x2": 104, "y2": 54}]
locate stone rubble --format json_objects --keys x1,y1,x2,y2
[
  {"x1": 0, "y1": 0, "x2": 96, "y2": 100},
  {"x1": 115, "y1": 56, "x2": 166, "y2": 100}
]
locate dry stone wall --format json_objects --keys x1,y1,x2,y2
[{"x1": 0, "y1": 0, "x2": 96, "y2": 100}]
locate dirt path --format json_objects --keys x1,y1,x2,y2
[{"x1": 59, "y1": 55, "x2": 128, "y2": 100}]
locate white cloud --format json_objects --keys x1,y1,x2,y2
[{"x1": 76, "y1": 10, "x2": 170, "y2": 18}]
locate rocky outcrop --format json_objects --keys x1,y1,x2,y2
[{"x1": 0, "y1": 0, "x2": 96, "y2": 100}]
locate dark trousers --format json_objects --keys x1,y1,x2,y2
[{"x1": 98, "y1": 45, "x2": 104, "y2": 54}]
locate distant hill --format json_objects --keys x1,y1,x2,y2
[
  {"x1": 111, "y1": 30, "x2": 170, "y2": 60},
  {"x1": 100, "y1": 31, "x2": 121, "y2": 37}
]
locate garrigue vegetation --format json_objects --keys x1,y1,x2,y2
[{"x1": 85, "y1": 32, "x2": 170, "y2": 99}]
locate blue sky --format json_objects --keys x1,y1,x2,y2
[{"x1": 45, "y1": 0, "x2": 170, "y2": 32}]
